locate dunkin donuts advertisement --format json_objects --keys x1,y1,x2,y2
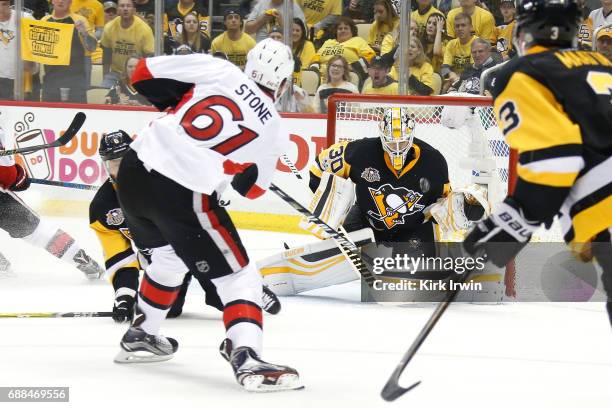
[{"x1": 0, "y1": 103, "x2": 327, "y2": 217}]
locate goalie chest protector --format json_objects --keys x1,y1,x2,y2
[{"x1": 314, "y1": 137, "x2": 450, "y2": 233}]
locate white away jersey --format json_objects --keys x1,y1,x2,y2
[
  {"x1": 0, "y1": 126, "x2": 15, "y2": 167},
  {"x1": 130, "y1": 54, "x2": 288, "y2": 197}
]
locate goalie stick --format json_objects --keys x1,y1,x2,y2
[
  {"x1": 0, "y1": 112, "x2": 86, "y2": 156},
  {"x1": 0, "y1": 311, "x2": 114, "y2": 318},
  {"x1": 269, "y1": 183, "x2": 377, "y2": 288}
]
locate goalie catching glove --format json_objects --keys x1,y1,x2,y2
[
  {"x1": 299, "y1": 172, "x2": 355, "y2": 239},
  {"x1": 463, "y1": 197, "x2": 539, "y2": 267},
  {"x1": 427, "y1": 184, "x2": 489, "y2": 240}
]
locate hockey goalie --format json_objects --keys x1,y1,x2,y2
[{"x1": 259, "y1": 106, "x2": 501, "y2": 302}]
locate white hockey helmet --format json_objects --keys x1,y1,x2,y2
[
  {"x1": 379, "y1": 107, "x2": 416, "y2": 171},
  {"x1": 244, "y1": 38, "x2": 295, "y2": 99}
]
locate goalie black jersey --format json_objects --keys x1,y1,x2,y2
[
  {"x1": 310, "y1": 137, "x2": 450, "y2": 235},
  {"x1": 491, "y1": 47, "x2": 612, "y2": 245},
  {"x1": 89, "y1": 179, "x2": 139, "y2": 281}
]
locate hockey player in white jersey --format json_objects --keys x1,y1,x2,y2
[
  {"x1": 112, "y1": 39, "x2": 301, "y2": 392},
  {"x1": 0, "y1": 124, "x2": 103, "y2": 279}
]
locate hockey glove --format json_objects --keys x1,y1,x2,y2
[
  {"x1": 225, "y1": 161, "x2": 262, "y2": 199},
  {"x1": 463, "y1": 197, "x2": 538, "y2": 267},
  {"x1": 113, "y1": 288, "x2": 136, "y2": 323},
  {"x1": 10, "y1": 164, "x2": 31, "y2": 192}
]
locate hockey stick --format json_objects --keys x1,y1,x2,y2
[
  {"x1": 269, "y1": 183, "x2": 377, "y2": 287},
  {"x1": 30, "y1": 178, "x2": 100, "y2": 191},
  {"x1": 380, "y1": 268, "x2": 474, "y2": 401},
  {"x1": 275, "y1": 156, "x2": 375, "y2": 286},
  {"x1": 0, "y1": 311, "x2": 114, "y2": 318},
  {"x1": 0, "y1": 112, "x2": 86, "y2": 157},
  {"x1": 280, "y1": 155, "x2": 303, "y2": 180}
]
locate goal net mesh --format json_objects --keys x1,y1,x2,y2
[{"x1": 329, "y1": 96, "x2": 562, "y2": 243}]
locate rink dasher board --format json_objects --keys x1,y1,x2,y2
[{"x1": 0, "y1": 102, "x2": 329, "y2": 233}]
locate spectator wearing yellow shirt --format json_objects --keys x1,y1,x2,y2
[
  {"x1": 292, "y1": 18, "x2": 316, "y2": 86},
  {"x1": 411, "y1": 0, "x2": 441, "y2": 38},
  {"x1": 211, "y1": 9, "x2": 256, "y2": 70},
  {"x1": 298, "y1": 0, "x2": 342, "y2": 34},
  {"x1": 362, "y1": 55, "x2": 398, "y2": 95},
  {"x1": 381, "y1": 38, "x2": 434, "y2": 95},
  {"x1": 420, "y1": 12, "x2": 448, "y2": 74},
  {"x1": 100, "y1": 0, "x2": 154, "y2": 88},
  {"x1": 310, "y1": 17, "x2": 375, "y2": 84},
  {"x1": 368, "y1": 0, "x2": 399, "y2": 54},
  {"x1": 446, "y1": 0, "x2": 496, "y2": 46},
  {"x1": 245, "y1": 0, "x2": 306, "y2": 43},
  {"x1": 448, "y1": 37, "x2": 497, "y2": 94},
  {"x1": 70, "y1": 0, "x2": 104, "y2": 83},
  {"x1": 380, "y1": 18, "x2": 417, "y2": 56},
  {"x1": 441, "y1": 12, "x2": 475, "y2": 92},
  {"x1": 41, "y1": 0, "x2": 97, "y2": 102},
  {"x1": 406, "y1": 38, "x2": 434, "y2": 95},
  {"x1": 495, "y1": 0, "x2": 516, "y2": 61}
]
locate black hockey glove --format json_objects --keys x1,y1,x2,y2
[
  {"x1": 10, "y1": 164, "x2": 31, "y2": 192},
  {"x1": 463, "y1": 197, "x2": 538, "y2": 267},
  {"x1": 230, "y1": 162, "x2": 259, "y2": 198},
  {"x1": 113, "y1": 291, "x2": 136, "y2": 323}
]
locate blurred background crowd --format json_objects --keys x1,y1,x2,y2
[{"x1": 0, "y1": 0, "x2": 610, "y2": 112}]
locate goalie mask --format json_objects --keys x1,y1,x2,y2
[{"x1": 378, "y1": 107, "x2": 416, "y2": 171}]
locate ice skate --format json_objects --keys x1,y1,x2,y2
[
  {"x1": 262, "y1": 285, "x2": 281, "y2": 315},
  {"x1": 114, "y1": 327, "x2": 178, "y2": 363},
  {"x1": 72, "y1": 249, "x2": 104, "y2": 279},
  {"x1": 220, "y1": 339, "x2": 302, "y2": 392}
]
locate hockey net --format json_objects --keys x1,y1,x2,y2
[{"x1": 326, "y1": 93, "x2": 563, "y2": 244}]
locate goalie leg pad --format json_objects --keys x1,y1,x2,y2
[{"x1": 259, "y1": 228, "x2": 374, "y2": 295}]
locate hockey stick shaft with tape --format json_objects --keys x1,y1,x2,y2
[
  {"x1": 0, "y1": 311, "x2": 115, "y2": 318},
  {"x1": 30, "y1": 178, "x2": 100, "y2": 190},
  {"x1": 0, "y1": 112, "x2": 86, "y2": 156},
  {"x1": 269, "y1": 183, "x2": 376, "y2": 287},
  {"x1": 380, "y1": 269, "x2": 474, "y2": 401},
  {"x1": 276, "y1": 156, "x2": 372, "y2": 283}
]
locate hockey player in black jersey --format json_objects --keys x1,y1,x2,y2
[
  {"x1": 90, "y1": 131, "x2": 281, "y2": 322},
  {"x1": 260, "y1": 107, "x2": 490, "y2": 297},
  {"x1": 463, "y1": 0, "x2": 612, "y2": 326}
]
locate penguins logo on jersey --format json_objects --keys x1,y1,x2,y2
[
  {"x1": 106, "y1": 208, "x2": 124, "y2": 226},
  {"x1": 367, "y1": 184, "x2": 425, "y2": 229}
]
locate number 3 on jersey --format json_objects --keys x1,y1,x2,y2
[
  {"x1": 180, "y1": 95, "x2": 259, "y2": 155},
  {"x1": 498, "y1": 100, "x2": 521, "y2": 136}
]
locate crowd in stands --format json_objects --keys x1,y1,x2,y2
[{"x1": 0, "y1": 0, "x2": 610, "y2": 110}]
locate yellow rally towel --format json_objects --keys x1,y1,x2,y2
[{"x1": 21, "y1": 18, "x2": 74, "y2": 65}]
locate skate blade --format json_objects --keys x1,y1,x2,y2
[
  {"x1": 114, "y1": 348, "x2": 174, "y2": 364},
  {"x1": 241, "y1": 374, "x2": 304, "y2": 393}
]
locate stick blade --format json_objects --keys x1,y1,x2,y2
[
  {"x1": 380, "y1": 380, "x2": 421, "y2": 401},
  {"x1": 56, "y1": 112, "x2": 86, "y2": 146}
]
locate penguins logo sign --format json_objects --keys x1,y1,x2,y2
[{"x1": 367, "y1": 184, "x2": 425, "y2": 229}]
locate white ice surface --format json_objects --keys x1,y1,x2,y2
[{"x1": 0, "y1": 217, "x2": 611, "y2": 408}]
